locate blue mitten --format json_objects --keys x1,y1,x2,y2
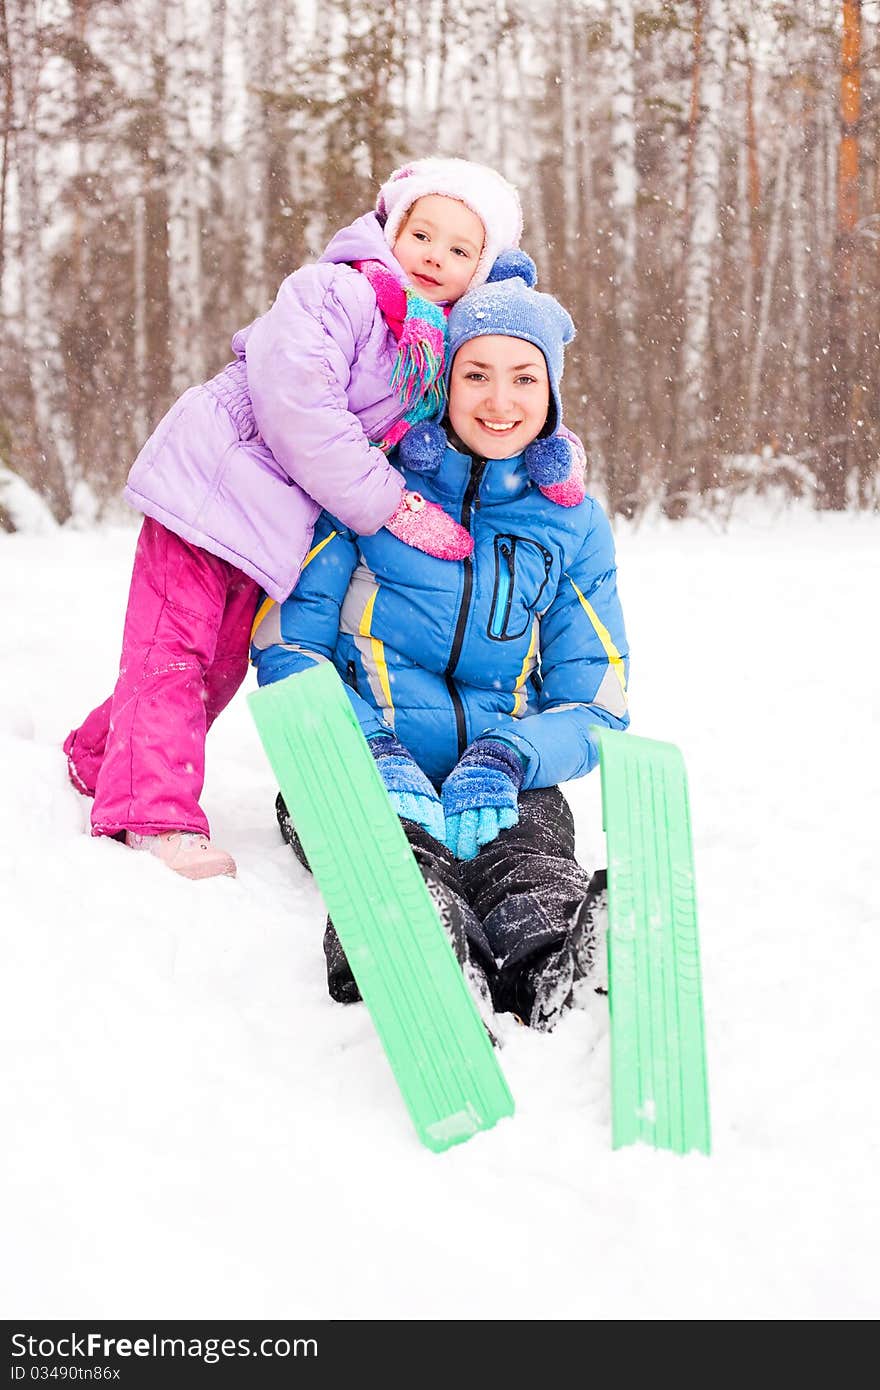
[
  {"x1": 441, "y1": 738, "x2": 526, "y2": 861},
  {"x1": 369, "y1": 734, "x2": 445, "y2": 841}
]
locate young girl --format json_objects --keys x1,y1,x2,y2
[
  {"x1": 65, "y1": 158, "x2": 556, "y2": 881},
  {"x1": 251, "y1": 272, "x2": 629, "y2": 1032}
]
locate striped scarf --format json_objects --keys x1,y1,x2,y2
[{"x1": 352, "y1": 259, "x2": 449, "y2": 452}]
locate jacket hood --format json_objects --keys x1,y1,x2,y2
[{"x1": 319, "y1": 211, "x2": 406, "y2": 281}]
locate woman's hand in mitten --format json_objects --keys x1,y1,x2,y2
[
  {"x1": 384, "y1": 490, "x2": 473, "y2": 561},
  {"x1": 440, "y1": 738, "x2": 526, "y2": 860},
  {"x1": 369, "y1": 734, "x2": 445, "y2": 841}
]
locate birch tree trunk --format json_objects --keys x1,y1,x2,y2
[
  {"x1": 817, "y1": 92, "x2": 836, "y2": 274},
  {"x1": 683, "y1": 0, "x2": 702, "y2": 232},
  {"x1": 735, "y1": 109, "x2": 751, "y2": 442},
  {"x1": 284, "y1": 0, "x2": 328, "y2": 261},
  {"x1": 360, "y1": 2, "x2": 396, "y2": 186},
  {"x1": 404, "y1": 0, "x2": 424, "y2": 117},
  {"x1": 165, "y1": 0, "x2": 205, "y2": 396},
  {"x1": 669, "y1": 0, "x2": 729, "y2": 516},
  {"x1": 747, "y1": 128, "x2": 789, "y2": 437},
  {"x1": 821, "y1": 0, "x2": 861, "y2": 509},
  {"x1": 744, "y1": 41, "x2": 762, "y2": 275},
  {"x1": 199, "y1": 0, "x2": 228, "y2": 351},
  {"x1": 132, "y1": 192, "x2": 149, "y2": 446},
  {"x1": 785, "y1": 3, "x2": 820, "y2": 457},
  {"x1": 0, "y1": 0, "x2": 12, "y2": 302},
  {"x1": 208, "y1": 0, "x2": 226, "y2": 223},
  {"x1": 237, "y1": 0, "x2": 268, "y2": 314},
  {"x1": 737, "y1": 20, "x2": 761, "y2": 365},
  {"x1": 805, "y1": 8, "x2": 833, "y2": 464},
  {"x1": 787, "y1": 134, "x2": 811, "y2": 450},
  {"x1": 6, "y1": 0, "x2": 87, "y2": 520},
  {"x1": 558, "y1": 0, "x2": 579, "y2": 272},
  {"x1": 508, "y1": 40, "x2": 550, "y2": 285},
  {"x1": 459, "y1": 0, "x2": 496, "y2": 158},
  {"x1": 574, "y1": 19, "x2": 594, "y2": 326},
  {"x1": 432, "y1": 0, "x2": 454, "y2": 148},
  {"x1": 607, "y1": 0, "x2": 640, "y2": 515}
]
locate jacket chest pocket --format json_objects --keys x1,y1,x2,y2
[{"x1": 488, "y1": 534, "x2": 554, "y2": 641}]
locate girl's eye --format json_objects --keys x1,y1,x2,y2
[
  {"x1": 412, "y1": 231, "x2": 429, "y2": 242},
  {"x1": 452, "y1": 247, "x2": 471, "y2": 258}
]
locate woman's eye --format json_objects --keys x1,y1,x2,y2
[
  {"x1": 515, "y1": 376, "x2": 538, "y2": 386},
  {"x1": 464, "y1": 372, "x2": 487, "y2": 383}
]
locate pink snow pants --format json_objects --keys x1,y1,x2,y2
[{"x1": 64, "y1": 518, "x2": 261, "y2": 837}]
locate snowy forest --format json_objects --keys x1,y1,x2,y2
[{"x1": 1, "y1": 0, "x2": 879, "y2": 526}]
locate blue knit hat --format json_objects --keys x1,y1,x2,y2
[
  {"x1": 399, "y1": 264, "x2": 580, "y2": 493},
  {"x1": 448, "y1": 275, "x2": 574, "y2": 434}
]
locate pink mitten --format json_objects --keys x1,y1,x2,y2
[{"x1": 385, "y1": 491, "x2": 474, "y2": 560}]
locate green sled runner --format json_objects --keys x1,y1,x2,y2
[{"x1": 248, "y1": 663, "x2": 515, "y2": 1153}]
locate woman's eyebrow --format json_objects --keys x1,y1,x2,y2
[{"x1": 460, "y1": 359, "x2": 542, "y2": 371}]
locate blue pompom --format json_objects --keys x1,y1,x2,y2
[
  {"x1": 524, "y1": 435, "x2": 570, "y2": 486},
  {"x1": 398, "y1": 420, "x2": 447, "y2": 474},
  {"x1": 486, "y1": 249, "x2": 538, "y2": 288}
]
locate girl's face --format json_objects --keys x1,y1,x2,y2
[
  {"x1": 393, "y1": 195, "x2": 484, "y2": 303},
  {"x1": 448, "y1": 335, "x2": 551, "y2": 459}
]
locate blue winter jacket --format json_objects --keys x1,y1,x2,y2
[{"x1": 250, "y1": 443, "x2": 630, "y2": 789}]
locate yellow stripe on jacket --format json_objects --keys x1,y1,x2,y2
[
  {"x1": 250, "y1": 530, "x2": 338, "y2": 644},
  {"x1": 568, "y1": 577, "x2": 627, "y2": 693},
  {"x1": 358, "y1": 588, "x2": 394, "y2": 714},
  {"x1": 512, "y1": 621, "x2": 539, "y2": 717}
]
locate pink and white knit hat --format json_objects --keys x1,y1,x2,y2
[{"x1": 376, "y1": 157, "x2": 523, "y2": 290}]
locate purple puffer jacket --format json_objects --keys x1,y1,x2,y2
[{"x1": 124, "y1": 214, "x2": 411, "y2": 601}]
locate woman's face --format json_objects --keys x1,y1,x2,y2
[{"x1": 448, "y1": 335, "x2": 551, "y2": 459}]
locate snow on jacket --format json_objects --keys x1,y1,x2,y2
[
  {"x1": 124, "y1": 213, "x2": 416, "y2": 602},
  {"x1": 250, "y1": 442, "x2": 630, "y2": 789}
]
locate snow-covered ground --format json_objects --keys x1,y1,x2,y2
[{"x1": 2, "y1": 506, "x2": 878, "y2": 1320}]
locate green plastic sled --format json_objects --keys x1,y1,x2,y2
[
  {"x1": 595, "y1": 729, "x2": 711, "y2": 1155},
  {"x1": 249, "y1": 664, "x2": 514, "y2": 1152}
]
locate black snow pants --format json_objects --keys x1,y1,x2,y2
[{"x1": 276, "y1": 785, "x2": 594, "y2": 1018}]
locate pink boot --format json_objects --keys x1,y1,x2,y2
[{"x1": 125, "y1": 830, "x2": 236, "y2": 881}]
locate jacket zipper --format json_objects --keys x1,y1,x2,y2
[
  {"x1": 445, "y1": 456, "x2": 485, "y2": 757},
  {"x1": 489, "y1": 537, "x2": 515, "y2": 639}
]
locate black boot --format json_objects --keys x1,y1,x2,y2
[
  {"x1": 421, "y1": 866, "x2": 501, "y2": 1043},
  {"x1": 513, "y1": 943, "x2": 576, "y2": 1033},
  {"x1": 323, "y1": 921, "x2": 361, "y2": 1005},
  {"x1": 276, "y1": 791, "x2": 311, "y2": 870},
  {"x1": 571, "y1": 869, "x2": 608, "y2": 992},
  {"x1": 421, "y1": 868, "x2": 468, "y2": 965},
  {"x1": 507, "y1": 869, "x2": 610, "y2": 1031}
]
